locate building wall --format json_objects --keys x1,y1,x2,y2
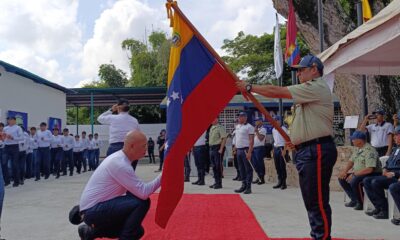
[{"x1": 0, "y1": 66, "x2": 66, "y2": 128}]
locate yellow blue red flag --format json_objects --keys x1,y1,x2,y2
[{"x1": 155, "y1": 1, "x2": 237, "y2": 228}]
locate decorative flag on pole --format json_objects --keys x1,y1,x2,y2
[
  {"x1": 285, "y1": 0, "x2": 300, "y2": 66},
  {"x1": 274, "y1": 13, "x2": 283, "y2": 79},
  {"x1": 155, "y1": 1, "x2": 238, "y2": 228},
  {"x1": 362, "y1": 0, "x2": 372, "y2": 22}
]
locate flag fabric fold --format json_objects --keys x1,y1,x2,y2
[
  {"x1": 362, "y1": 0, "x2": 372, "y2": 22},
  {"x1": 274, "y1": 13, "x2": 283, "y2": 79},
  {"x1": 285, "y1": 0, "x2": 300, "y2": 66},
  {"x1": 155, "y1": 2, "x2": 238, "y2": 228}
]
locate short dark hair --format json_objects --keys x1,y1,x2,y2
[
  {"x1": 94, "y1": 133, "x2": 98, "y2": 136},
  {"x1": 63, "y1": 128, "x2": 69, "y2": 132},
  {"x1": 0, "y1": 122, "x2": 4, "y2": 127},
  {"x1": 53, "y1": 128, "x2": 59, "y2": 131},
  {"x1": 82, "y1": 131, "x2": 86, "y2": 134},
  {"x1": 30, "y1": 127, "x2": 36, "y2": 131},
  {"x1": 75, "y1": 135, "x2": 80, "y2": 138},
  {"x1": 89, "y1": 134, "x2": 93, "y2": 138},
  {"x1": 40, "y1": 122, "x2": 47, "y2": 127}
]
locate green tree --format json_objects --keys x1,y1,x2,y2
[
  {"x1": 221, "y1": 29, "x2": 309, "y2": 86},
  {"x1": 122, "y1": 31, "x2": 170, "y2": 87},
  {"x1": 98, "y1": 64, "x2": 128, "y2": 87}
]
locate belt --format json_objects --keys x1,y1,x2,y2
[
  {"x1": 110, "y1": 142, "x2": 124, "y2": 146},
  {"x1": 296, "y1": 136, "x2": 333, "y2": 150},
  {"x1": 236, "y1": 147, "x2": 249, "y2": 150},
  {"x1": 210, "y1": 144, "x2": 221, "y2": 150}
]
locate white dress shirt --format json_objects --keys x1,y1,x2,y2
[
  {"x1": 51, "y1": 135, "x2": 63, "y2": 148},
  {"x1": 366, "y1": 122, "x2": 394, "y2": 148},
  {"x1": 80, "y1": 150, "x2": 161, "y2": 211},
  {"x1": 73, "y1": 140, "x2": 83, "y2": 152},
  {"x1": 29, "y1": 134, "x2": 38, "y2": 150},
  {"x1": 18, "y1": 132, "x2": 30, "y2": 152},
  {"x1": 97, "y1": 111, "x2": 140, "y2": 144},
  {"x1": 272, "y1": 126, "x2": 289, "y2": 147},
  {"x1": 81, "y1": 137, "x2": 89, "y2": 150},
  {"x1": 87, "y1": 139, "x2": 95, "y2": 150},
  {"x1": 36, "y1": 130, "x2": 52, "y2": 148},
  {"x1": 93, "y1": 139, "x2": 100, "y2": 149},
  {"x1": 235, "y1": 124, "x2": 255, "y2": 148},
  {"x1": 62, "y1": 135, "x2": 74, "y2": 151},
  {"x1": 3, "y1": 125, "x2": 24, "y2": 145},
  {"x1": 254, "y1": 127, "x2": 267, "y2": 147},
  {"x1": 194, "y1": 131, "x2": 207, "y2": 146}
]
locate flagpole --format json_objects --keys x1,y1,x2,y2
[
  {"x1": 167, "y1": 1, "x2": 291, "y2": 142},
  {"x1": 356, "y1": 1, "x2": 368, "y2": 118}
]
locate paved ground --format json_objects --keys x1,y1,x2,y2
[{"x1": 1, "y1": 162, "x2": 399, "y2": 240}]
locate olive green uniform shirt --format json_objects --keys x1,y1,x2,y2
[
  {"x1": 287, "y1": 77, "x2": 334, "y2": 145},
  {"x1": 209, "y1": 124, "x2": 227, "y2": 146},
  {"x1": 350, "y1": 143, "x2": 382, "y2": 173}
]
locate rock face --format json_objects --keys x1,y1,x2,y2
[{"x1": 272, "y1": 0, "x2": 399, "y2": 118}]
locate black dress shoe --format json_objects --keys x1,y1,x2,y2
[
  {"x1": 257, "y1": 178, "x2": 265, "y2": 185},
  {"x1": 35, "y1": 178, "x2": 40, "y2": 181},
  {"x1": 273, "y1": 181, "x2": 282, "y2": 189},
  {"x1": 213, "y1": 184, "x2": 222, "y2": 189},
  {"x1": 234, "y1": 185, "x2": 246, "y2": 193},
  {"x1": 78, "y1": 224, "x2": 95, "y2": 240},
  {"x1": 373, "y1": 210, "x2": 388, "y2": 219},
  {"x1": 192, "y1": 180, "x2": 200, "y2": 185},
  {"x1": 353, "y1": 203, "x2": 363, "y2": 211},
  {"x1": 280, "y1": 183, "x2": 287, "y2": 189},
  {"x1": 252, "y1": 179, "x2": 259, "y2": 184},
  {"x1": 345, "y1": 201, "x2": 356, "y2": 207},
  {"x1": 365, "y1": 208, "x2": 380, "y2": 216},
  {"x1": 243, "y1": 187, "x2": 252, "y2": 194},
  {"x1": 209, "y1": 184, "x2": 216, "y2": 188},
  {"x1": 184, "y1": 177, "x2": 190, "y2": 182},
  {"x1": 12, "y1": 183, "x2": 19, "y2": 187},
  {"x1": 391, "y1": 218, "x2": 400, "y2": 225},
  {"x1": 197, "y1": 180, "x2": 205, "y2": 186},
  {"x1": 233, "y1": 176, "x2": 239, "y2": 181}
]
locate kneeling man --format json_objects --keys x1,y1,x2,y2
[{"x1": 78, "y1": 131, "x2": 161, "y2": 240}]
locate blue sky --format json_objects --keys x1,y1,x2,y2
[{"x1": 0, "y1": 0, "x2": 278, "y2": 87}]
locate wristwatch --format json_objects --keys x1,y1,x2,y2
[{"x1": 245, "y1": 83, "x2": 252, "y2": 92}]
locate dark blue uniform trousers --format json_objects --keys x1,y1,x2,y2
[
  {"x1": 273, "y1": 146, "x2": 287, "y2": 182},
  {"x1": 37, "y1": 147, "x2": 50, "y2": 179},
  {"x1": 363, "y1": 175, "x2": 397, "y2": 211},
  {"x1": 295, "y1": 140, "x2": 337, "y2": 240},
  {"x1": 83, "y1": 192, "x2": 150, "y2": 240},
  {"x1": 252, "y1": 146, "x2": 266, "y2": 178},
  {"x1": 193, "y1": 145, "x2": 207, "y2": 180},
  {"x1": 210, "y1": 145, "x2": 223, "y2": 185},
  {"x1": 389, "y1": 182, "x2": 400, "y2": 214},
  {"x1": 5, "y1": 144, "x2": 20, "y2": 185},
  {"x1": 237, "y1": 148, "x2": 252, "y2": 187}
]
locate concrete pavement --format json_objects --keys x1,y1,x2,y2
[{"x1": 1, "y1": 162, "x2": 398, "y2": 239}]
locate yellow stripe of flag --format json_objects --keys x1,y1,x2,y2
[
  {"x1": 167, "y1": 12, "x2": 194, "y2": 87},
  {"x1": 362, "y1": 0, "x2": 372, "y2": 22}
]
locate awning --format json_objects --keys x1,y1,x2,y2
[{"x1": 319, "y1": 0, "x2": 400, "y2": 76}]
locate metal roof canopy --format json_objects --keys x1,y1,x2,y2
[{"x1": 66, "y1": 87, "x2": 167, "y2": 107}]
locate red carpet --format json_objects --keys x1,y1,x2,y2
[{"x1": 97, "y1": 194, "x2": 367, "y2": 240}]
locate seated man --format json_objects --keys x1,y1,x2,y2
[
  {"x1": 363, "y1": 126, "x2": 400, "y2": 219},
  {"x1": 338, "y1": 131, "x2": 381, "y2": 210},
  {"x1": 77, "y1": 131, "x2": 161, "y2": 240}
]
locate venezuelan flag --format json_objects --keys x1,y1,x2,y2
[
  {"x1": 155, "y1": 2, "x2": 237, "y2": 228},
  {"x1": 285, "y1": 0, "x2": 300, "y2": 66}
]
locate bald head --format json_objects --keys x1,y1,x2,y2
[{"x1": 123, "y1": 131, "x2": 148, "y2": 162}]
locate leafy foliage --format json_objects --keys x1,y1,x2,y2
[{"x1": 221, "y1": 29, "x2": 309, "y2": 86}]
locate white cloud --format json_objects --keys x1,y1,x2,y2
[
  {"x1": 80, "y1": 0, "x2": 169, "y2": 82},
  {"x1": 0, "y1": 0, "x2": 82, "y2": 86}
]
